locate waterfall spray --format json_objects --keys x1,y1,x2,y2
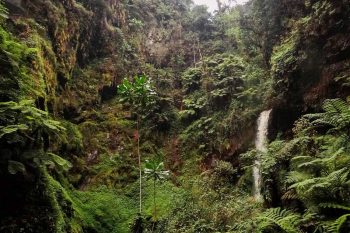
[{"x1": 253, "y1": 109, "x2": 272, "y2": 200}]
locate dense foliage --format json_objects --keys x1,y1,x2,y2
[{"x1": 0, "y1": 0, "x2": 350, "y2": 232}]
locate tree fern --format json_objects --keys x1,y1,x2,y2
[
  {"x1": 260, "y1": 99, "x2": 350, "y2": 233},
  {"x1": 328, "y1": 214, "x2": 350, "y2": 233},
  {"x1": 305, "y1": 99, "x2": 350, "y2": 132},
  {"x1": 290, "y1": 168, "x2": 349, "y2": 197},
  {"x1": 257, "y1": 208, "x2": 302, "y2": 233},
  {"x1": 296, "y1": 148, "x2": 344, "y2": 170},
  {"x1": 285, "y1": 170, "x2": 313, "y2": 185}
]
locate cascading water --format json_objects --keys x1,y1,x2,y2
[{"x1": 253, "y1": 109, "x2": 272, "y2": 200}]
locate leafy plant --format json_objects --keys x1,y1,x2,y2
[
  {"x1": 255, "y1": 99, "x2": 350, "y2": 232},
  {"x1": 144, "y1": 159, "x2": 169, "y2": 221},
  {"x1": 318, "y1": 203, "x2": 350, "y2": 233},
  {"x1": 0, "y1": 100, "x2": 67, "y2": 174},
  {"x1": 0, "y1": 0, "x2": 8, "y2": 21},
  {"x1": 0, "y1": 100, "x2": 65, "y2": 141},
  {"x1": 118, "y1": 75, "x2": 157, "y2": 215},
  {"x1": 117, "y1": 75, "x2": 156, "y2": 117},
  {"x1": 305, "y1": 98, "x2": 350, "y2": 133},
  {"x1": 257, "y1": 208, "x2": 302, "y2": 233}
]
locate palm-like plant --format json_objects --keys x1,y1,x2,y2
[
  {"x1": 144, "y1": 159, "x2": 169, "y2": 221},
  {"x1": 117, "y1": 75, "x2": 156, "y2": 117},
  {"x1": 117, "y1": 75, "x2": 156, "y2": 215}
]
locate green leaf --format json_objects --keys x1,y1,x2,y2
[
  {"x1": 49, "y1": 153, "x2": 72, "y2": 171},
  {"x1": 0, "y1": 124, "x2": 29, "y2": 138}
]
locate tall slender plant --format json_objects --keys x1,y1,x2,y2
[
  {"x1": 144, "y1": 159, "x2": 169, "y2": 220},
  {"x1": 117, "y1": 75, "x2": 156, "y2": 214}
]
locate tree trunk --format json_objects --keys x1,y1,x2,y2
[
  {"x1": 153, "y1": 179, "x2": 156, "y2": 218},
  {"x1": 137, "y1": 116, "x2": 142, "y2": 214},
  {"x1": 152, "y1": 178, "x2": 156, "y2": 233}
]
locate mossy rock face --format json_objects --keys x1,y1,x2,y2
[
  {"x1": 0, "y1": 168, "x2": 137, "y2": 233},
  {"x1": 0, "y1": 24, "x2": 48, "y2": 102},
  {"x1": 0, "y1": 168, "x2": 72, "y2": 233},
  {"x1": 3, "y1": 0, "x2": 138, "y2": 116},
  {"x1": 270, "y1": 0, "x2": 350, "y2": 111}
]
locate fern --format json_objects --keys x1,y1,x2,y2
[
  {"x1": 257, "y1": 208, "x2": 302, "y2": 233},
  {"x1": 318, "y1": 203, "x2": 350, "y2": 233},
  {"x1": 261, "y1": 99, "x2": 350, "y2": 233},
  {"x1": 282, "y1": 189, "x2": 299, "y2": 201},
  {"x1": 0, "y1": 0, "x2": 7, "y2": 21},
  {"x1": 305, "y1": 99, "x2": 350, "y2": 132},
  {"x1": 329, "y1": 214, "x2": 350, "y2": 233},
  {"x1": 289, "y1": 177, "x2": 321, "y2": 193},
  {"x1": 319, "y1": 203, "x2": 350, "y2": 211},
  {"x1": 0, "y1": 124, "x2": 29, "y2": 138},
  {"x1": 290, "y1": 168, "x2": 349, "y2": 196},
  {"x1": 0, "y1": 100, "x2": 65, "y2": 141},
  {"x1": 285, "y1": 171, "x2": 312, "y2": 185},
  {"x1": 296, "y1": 148, "x2": 344, "y2": 170}
]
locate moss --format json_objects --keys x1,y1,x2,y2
[
  {"x1": 72, "y1": 187, "x2": 137, "y2": 233},
  {"x1": 1, "y1": 16, "x2": 64, "y2": 114},
  {"x1": 271, "y1": 32, "x2": 301, "y2": 77},
  {"x1": 61, "y1": 120, "x2": 83, "y2": 151},
  {"x1": 0, "y1": 25, "x2": 43, "y2": 101},
  {"x1": 89, "y1": 153, "x2": 138, "y2": 188},
  {"x1": 42, "y1": 167, "x2": 139, "y2": 233},
  {"x1": 42, "y1": 168, "x2": 77, "y2": 233}
]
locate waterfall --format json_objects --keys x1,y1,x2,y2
[{"x1": 253, "y1": 109, "x2": 272, "y2": 200}]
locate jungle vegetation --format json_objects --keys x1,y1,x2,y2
[{"x1": 0, "y1": 0, "x2": 350, "y2": 232}]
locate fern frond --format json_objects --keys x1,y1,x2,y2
[
  {"x1": 319, "y1": 203, "x2": 350, "y2": 211},
  {"x1": 286, "y1": 171, "x2": 312, "y2": 184},
  {"x1": 291, "y1": 155, "x2": 314, "y2": 163},
  {"x1": 323, "y1": 99, "x2": 348, "y2": 114},
  {"x1": 305, "y1": 99, "x2": 350, "y2": 132},
  {"x1": 330, "y1": 214, "x2": 350, "y2": 233},
  {"x1": 322, "y1": 213, "x2": 350, "y2": 233},
  {"x1": 326, "y1": 168, "x2": 348, "y2": 183},
  {"x1": 0, "y1": 0, "x2": 8, "y2": 21},
  {"x1": 290, "y1": 177, "x2": 320, "y2": 191},
  {"x1": 297, "y1": 149, "x2": 343, "y2": 169},
  {"x1": 282, "y1": 189, "x2": 299, "y2": 201},
  {"x1": 257, "y1": 208, "x2": 302, "y2": 233},
  {"x1": 305, "y1": 181, "x2": 332, "y2": 194}
]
